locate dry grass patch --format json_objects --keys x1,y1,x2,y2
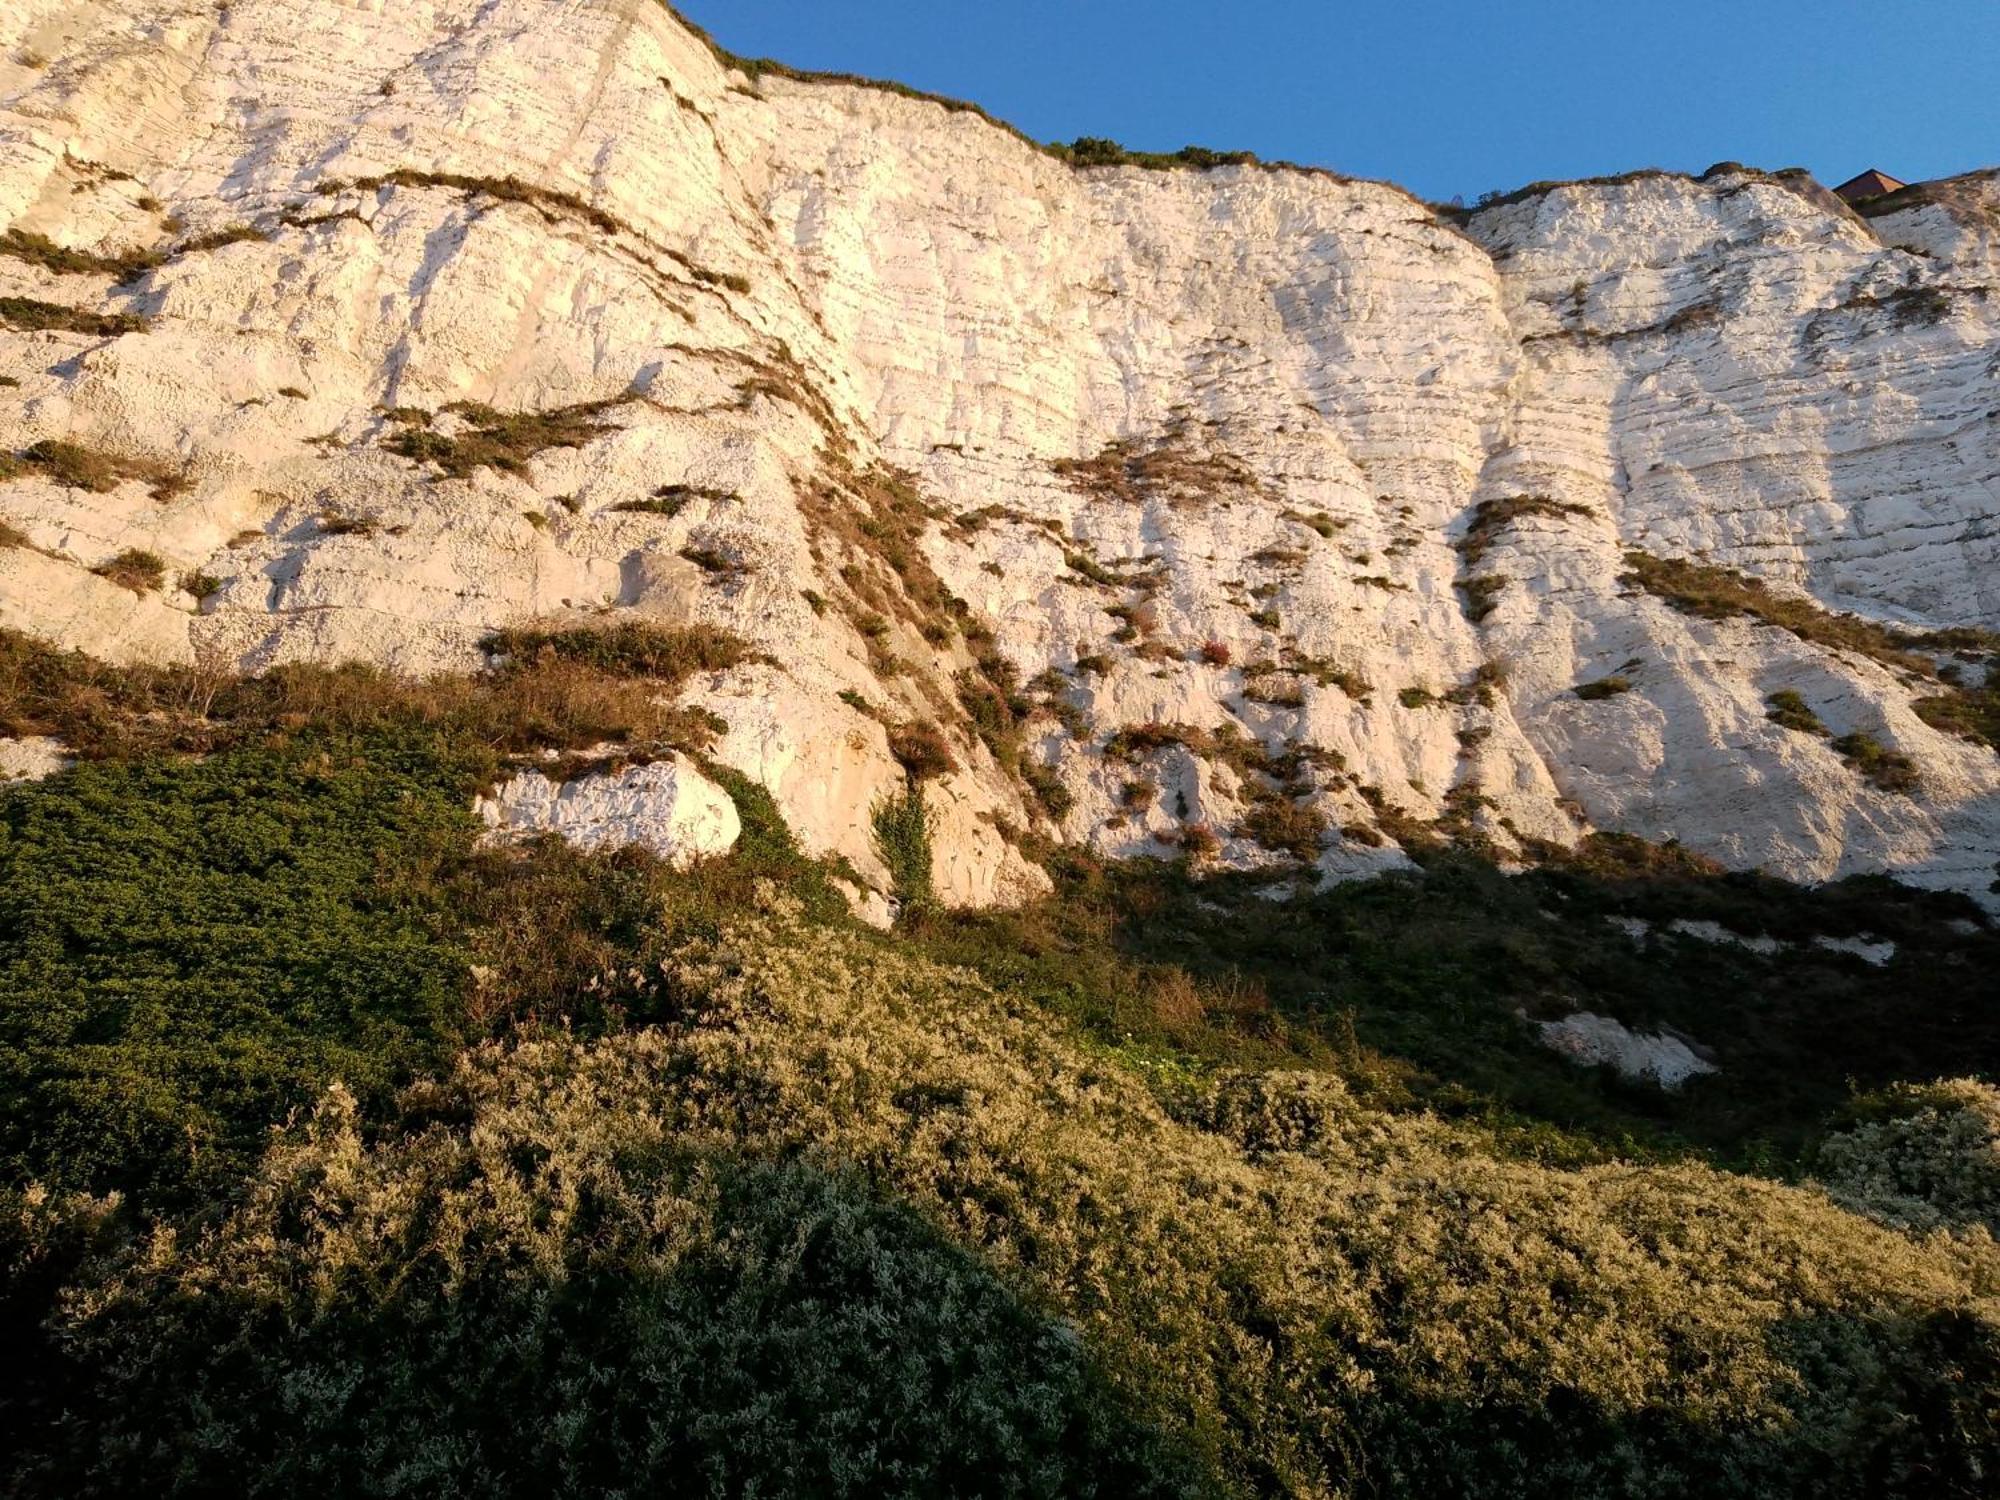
[
  {"x1": 1914, "y1": 689, "x2": 2000, "y2": 753},
  {"x1": 0, "y1": 229, "x2": 163, "y2": 280},
  {"x1": 887, "y1": 720, "x2": 958, "y2": 781},
  {"x1": 1456, "y1": 495, "x2": 1595, "y2": 569},
  {"x1": 1054, "y1": 434, "x2": 1266, "y2": 510},
  {"x1": 1832, "y1": 731, "x2": 1920, "y2": 794},
  {"x1": 482, "y1": 619, "x2": 753, "y2": 682},
  {"x1": 384, "y1": 396, "x2": 637, "y2": 479},
  {"x1": 679, "y1": 544, "x2": 751, "y2": 580},
  {"x1": 90, "y1": 549, "x2": 165, "y2": 593},
  {"x1": 1244, "y1": 672, "x2": 1306, "y2": 708},
  {"x1": 1621, "y1": 551, "x2": 1933, "y2": 674},
  {"x1": 2, "y1": 439, "x2": 186, "y2": 499},
  {"x1": 1766, "y1": 690, "x2": 1829, "y2": 736},
  {"x1": 798, "y1": 466, "x2": 965, "y2": 652},
  {"x1": 329, "y1": 169, "x2": 624, "y2": 235},
  {"x1": 0, "y1": 622, "x2": 752, "y2": 764},
  {"x1": 0, "y1": 297, "x2": 148, "y2": 337},
  {"x1": 1238, "y1": 794, "x2": 1329, "y2": 860},
  {"x1": 611, "y1": 483, "x2": 733, "y2": 517},
  {"x1": 175, "y1": 224, "x2": 269, "y2": 255},
  {"x1": 1626, "y1": 552, "x2": 2000, "y2": 759}
]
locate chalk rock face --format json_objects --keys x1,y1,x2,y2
[
  {"x1": 0, "y1": 734, "x2": 66, "y2": 781},
  {"x1": 0, "y1": 0, "x2": 1996, "y2": 906},
  {"x1": 1538, "y1": 1012, "x2": 1719, "y2": 1091},
  {"x1": 478, "y1": 754, "x2": 741, "y2": 868}
]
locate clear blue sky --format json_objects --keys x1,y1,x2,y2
[{"x1": 671, "y1": 1, "x2": 1998, "y2": 203}]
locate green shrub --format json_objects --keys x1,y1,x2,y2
[
  {"x1": 1915, "y1": 687, "x2": 2000, "y2": 753},
  {"x1": 175, "y1": 224, "x2": 268, "y2": 255},
  {"x1": 27, "y1": 899, "x2": 1996, "y2": 1498},
  {"x1": 1817, "y1": 1079, "x2": 2000, "y2": 1235},
  {"x1": 89, "y1": 549, "x2": 165, "y2": 593},
  {"x1": 1456, "y1": 495, "x2": 1594, "y2": 568},
  {"x1": 1051, "y1": 137, "x2": 1259, "y2": 172},
  {"x1": 872, "y1": 786, "x2": 935, "y2": 918},
  {"x1": 1282, "y1": 508, "x2": 1343, "y2": 539},
  {"x1": 1574, "y1": 675, "x2": 1632, "y2": 701},
  {"x1": 0, "y1": 745, "x2": 473, "y2": 1210},
  {"x1": 1459, "y1": 574, "x2": 1507, "y2": 621},
  {"x1": 1023, "y1": 759, "x2": 1074, "y2": 820},
  {"x1": 679, "y1": 543, "x2": 750, "y2": 578},
  {"x1": 1766, "y1": 689, "x2": 1829, "y2": 735},
  {"x1": 26, "y1": 1065, "x2": 1186, "y2": 1498},
  {"x1": 917, "y1": 842, "x2": 2000, "y2": 1166},
  {"x1": 1833, "y1": 731, "x2": 1919, "y2": 793},
  {"x1": 0, "y1": 230, "x2": 162, "y2": 280},
  {"x1": 0, "y1": 298, "x2": 147, "y2": 337},
  {"x1": 1064, "y1": 548, "x2": 1123, "y2": 586},
  {"x1": 1285, "y1": 655, "x2": 1371, "y2": 698},
  {"x1": 481, "y1": 619, "x2": 751, "y2": 681},
  {"x1": 1238, "y1": 795, "x2": 1328, "y2": 860},
  {"x1": 385, "y1": 396, "x2": 635, "y2": 478},
  {"x1": 330, "y1": 169, "x2": 623, "y2": 235},
  {"x1": 4, "y1": 440, "x2": 184, "y2": 499},
  {"x1": 1244, "y1": 672, "x2": 1306, "y2": 708},
  {"x1": 611, "y1": 482, "x2": 733, "y2": 517}
]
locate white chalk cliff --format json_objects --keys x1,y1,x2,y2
[{"x1": 2, "y1": 0, "x2": 1996, "y2": 908}]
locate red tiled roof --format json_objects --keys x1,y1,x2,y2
[{"x1": 1833, "y1": 169, "x2": 1907, "y2": 203}]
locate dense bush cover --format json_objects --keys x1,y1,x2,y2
[
  {"x1": 914, "y1": 853, "x2": 2000, "y2": 1164},
  {"x1": 32, "y1": 1082, "x2": 1182, "y2": 1498},
  {"x1": 1819, "y1": 1079, "x2": 2000, "y2": 1235},
  {"x1": 2, "y1": 630, "x2": 1996, "y2": 1495},
  {"x1": 0, "y1": 743, "x2": 473, "y2": 1209},
  {"x1": 19, "y1": 896, "x2": 1999, "y2": 1498}
]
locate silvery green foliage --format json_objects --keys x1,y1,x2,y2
[
  {"x1": 42, "y1": 1075, "x2": 1187, "y2": 1498},
  {"x1": 37, "y1": 891, "x2": 2000, "y2": 1498},
  {"x1": 1817, "y1": 1079, "x2": 2000, "y2": 1235}
]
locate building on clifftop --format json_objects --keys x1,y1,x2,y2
[{"x1": 1833, "y1": 168, "x2": 1907, "y2": 203}]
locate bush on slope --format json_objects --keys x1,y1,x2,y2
[
  {"x1": 0, "y1": 742, "x2": 475, "y2": 1211},
  {"x1": 29, "y1": 892, "x2": 2000, "y2": 1498},
  {"x1": 1818, "y1": 1079, "x2": 2000, "y2": 1236}
]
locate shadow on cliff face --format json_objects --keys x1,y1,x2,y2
[{"x1": 914, "y1": 846, "x2": 2000, "y2": 1168}]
